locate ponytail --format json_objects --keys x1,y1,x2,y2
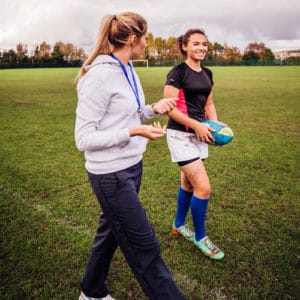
[
  {"x1": 75, "y1": 12, "x2": 147, "y2": 85},
  {"x1": 75, "y1": 15, "x2": 115, "y2": 83}
]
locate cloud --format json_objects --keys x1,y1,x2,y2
[{"x1": 0, "y1": 0, "x2": 299, "y2": 52}]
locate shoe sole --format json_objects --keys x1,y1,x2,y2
[{"x1": 172, "y1": 226, "x2": 181, "y2": 235}]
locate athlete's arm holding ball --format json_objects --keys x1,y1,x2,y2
[
  {"x1": 204, "y1": 91, "x2": 217, "y2": 121},
  {"x1": 164, "y1": 85, "x2": 214, "y2": 144}
]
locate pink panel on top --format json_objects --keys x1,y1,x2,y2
[{"x1": 177, "y1": 89, "x2": 189, "y2": 131}]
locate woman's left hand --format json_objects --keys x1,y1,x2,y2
[
  {"x1": 152, "y1": 98, "x2": 178, "y2": 114},
  {"x1": 129, "y1": 121, "x2": 166, "y2": 140}
]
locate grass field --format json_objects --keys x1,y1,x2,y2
[{"x1": 0, "y1": 66, "x2": 299, "y2": 299}]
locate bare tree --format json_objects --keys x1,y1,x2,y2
[
  {"x1": 16, "y1": 43, "x2": 28, "y2": 63},
  {"x1": 39, "y1": 41, "x2": 51, "y2": 61}
]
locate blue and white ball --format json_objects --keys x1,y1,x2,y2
[{"x1": 201, "y1": 120, "x2": 234, "y2": 146}]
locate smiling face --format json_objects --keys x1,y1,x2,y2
[{"x1": 182, "y1": 33, "x2": 208, "y2": 62}]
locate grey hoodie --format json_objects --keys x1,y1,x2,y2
[{"x1": 75, "y1": 55, "x2": 157, "y2": 174}]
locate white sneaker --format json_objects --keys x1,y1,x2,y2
[{"x1": 79, "y1": 291, "x2": 116, "y2": 300}]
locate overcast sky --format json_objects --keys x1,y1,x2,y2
[{"x1": 1, "y1": 0, "x2": 300, "y2": 53}]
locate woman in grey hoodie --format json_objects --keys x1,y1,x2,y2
[{"x1": 75, "y1": 12, "x2": 186, "y2": 300}]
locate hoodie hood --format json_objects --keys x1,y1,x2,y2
[{"x1": 85, "y1": 54, "x2": 120, "y2": 72}]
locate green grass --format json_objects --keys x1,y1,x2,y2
[{"x1": 0, "y1": 66, "x2": 299, "y2": 299}]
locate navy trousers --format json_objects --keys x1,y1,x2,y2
[{"x1": 81, "y1": 160, "x2": 186, "y2": 300}]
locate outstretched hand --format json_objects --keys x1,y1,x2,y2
[{"x1": 130, "y1": 121, "x2": 167, "y2": 140}]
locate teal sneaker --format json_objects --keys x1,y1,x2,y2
[
  {"x1": 172, "y1": 222, "x2": 194, "y2": 242},
  {"x1": 79, "y1": 291, "x2": 116, "y2": 300},
  {"x1": 194, "y1": 236, "x2": 224, "y2": 260}
]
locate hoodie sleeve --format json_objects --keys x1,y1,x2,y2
[
  {"x1": 75, "y1": 76, "x2": 131, "y2": 152},
  {"x1": 139, "y1": 104, "x2": 157, "y2": 121}
]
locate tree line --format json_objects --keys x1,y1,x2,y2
[
  {"x1": 0, "y1": 41, "x2": 86, "y2": 66},
  {"x1": 0, "y1": 34, "x2": 282, "y2": 67},
  {"x1": 144, "y1": 33, "x2": 276, "y2": 64}
]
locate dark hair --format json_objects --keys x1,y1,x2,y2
[{"x1": 178, "y1": 29, "x2": 206, "y2": 56}]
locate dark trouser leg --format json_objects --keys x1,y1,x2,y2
[
  {"x1": 80, "y1": 213, "x2": 118, "y2": 298},
  {"x1": 83, "y1": 161, "x2": 186, "y2": 299}
]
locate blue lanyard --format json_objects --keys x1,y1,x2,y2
[{"x1": 111, "y1": 54, "x2": 141, "y2": 112}]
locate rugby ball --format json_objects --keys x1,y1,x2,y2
[{"x1": 201, "y1": 120, "x2": 233, "y2": 146}]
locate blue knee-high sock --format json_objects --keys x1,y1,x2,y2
[
  {"x1": 191, "y1": 195, "x2": 209, "y2": 241},
  {"x1": 174, "y1": 187, "x2": 193, "y2": 227}
]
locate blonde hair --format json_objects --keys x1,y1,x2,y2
[{"x1": 75, "y1": 12, "x2": 147, "y2": 84}]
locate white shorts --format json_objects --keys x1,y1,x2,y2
[{"x1": 166, "y1": 129, "x2": 208, "y2": 163}]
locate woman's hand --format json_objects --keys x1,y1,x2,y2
[
  {"x1": 152, "y1": 98, "x2": 178, "y2": 114},
  {"x1": 192, "y1": 122, "x2": 215, "y2": 144},
  {"x1": 130, "y1": 122, "x2": 167, "y2": 140}
]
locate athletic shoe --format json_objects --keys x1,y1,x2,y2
[
  {"x1": 79, "y1": 291, "x2": 116, "y2": 300},
  {"x1": 172, "y1": 222, "x2": 194, "y2": 242},
  {"x1": 194, "y1": 236, "x2": 224, "y2": 260}
]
